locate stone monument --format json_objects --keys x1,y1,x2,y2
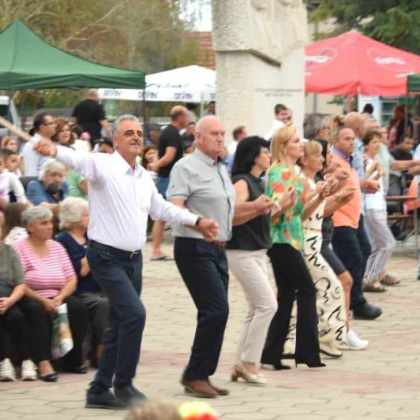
[{"x1": 212, "y1": 0, "x2": 307, "y2": 140}]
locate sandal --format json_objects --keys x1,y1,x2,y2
[
  {"x1": 363, "y1": 282, "x2": 387, "y2": 293},
  {"x1": 380, "y1": 274, "x2": 401, "y2": 286}
]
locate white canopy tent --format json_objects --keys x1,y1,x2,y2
[{"x1": 98, "y1": 65, "x2": 216, "y2": 103}]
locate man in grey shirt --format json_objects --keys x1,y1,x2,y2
[{"x1": 167, "y1": 116, "x2": 272, "y2": 398}]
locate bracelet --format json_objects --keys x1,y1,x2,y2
[{"x1": 195, "y1": 217, "x2": 203, "y2": 226}]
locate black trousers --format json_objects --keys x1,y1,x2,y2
[
  {"x1": 332, "y1": 216, "x2": 371, "y2": 309},
  {"x1": 0, "y1": 299, "x2": 32, "y2": 361},
  {"x1": 174, "y1": 238, "x2": 229, "y2": 381},
  {"x1": 261, "y1": 244, "x2": 321, "y2": 365},
  {"x1": 21, "y1": 295, "x2": 87, "y2": 367}
]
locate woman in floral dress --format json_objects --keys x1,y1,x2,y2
[{"x1": 261, "y1": 125, "x2": 325, "y2": 369}]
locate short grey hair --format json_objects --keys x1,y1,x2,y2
[
  {"x1": 59, "y1": 197, "x2": 89, "y2": 231},
  {"x1": 111, "y1": 115, "x2": 141, "y2": 136},
  {"x1": 303, "y1": 113, "x2": 330, "y2": 140},
  {"x1": 38, "y1": 159, "x2": 67, "y2": 181},
  {"x1": 21, "y1": 206, "x2": 53, "y2": 227}
]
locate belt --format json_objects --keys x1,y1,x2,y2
[
  {"x1": 209, "y1": 240, "x2": 227, "y2": 249},
  {"x1": 90, "y1": 240, "x2": 142, "y2": 260}
]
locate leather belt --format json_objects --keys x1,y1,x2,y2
[
  {"x1": 90, "y1": 240, "x2": 142, "y2": 260},
  {"x1": 210, "y1": 240, "x2": 227, "y2": 249}
]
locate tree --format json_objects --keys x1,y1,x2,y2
[
  {"x1": 310, "y1": 0, "x2": 420, "y2": 55},
  {"x1": 0, "y1": 0, "x2": 204, "y2": 109}
]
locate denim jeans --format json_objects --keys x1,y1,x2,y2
[
  {"x1": 87, "y1": 243, "x2": 145, "y2": 391},
  {"x1": 156, "y1": 177, "x2": 170, "y2": 200},
  {"x1": 332, "y1": 216, "x2": 371, "y2": 309},
  {"x1": 174, "y1": 238, "x2": 229, "y2": 381}
]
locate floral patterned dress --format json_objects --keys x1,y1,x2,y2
[{"x1": 266, "y1": 164, "x2": 306, "y2": 251}]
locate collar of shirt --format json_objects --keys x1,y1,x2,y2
[
  {"x1": 194, "y1": 148, "x2": 220, "y2": 167},
  {"x1": 332, "y1": 147, "x2": 352, "y2": 164},
  {"x1": 112, "y1": 150, "x2": 143, "y2": 178}
]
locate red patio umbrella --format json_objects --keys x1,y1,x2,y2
[{"x1": 305, "y1": 31, "x2": 420, "y2": 96}]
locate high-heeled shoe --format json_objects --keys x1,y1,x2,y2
[
  {"x1": 39, "y1": 372, "x2": 58, "y2": 382},
  {"x1": 231, "y1": 363, "x2": 267, "y2": 385},
  {"x1": 295, "y1": 361, "x2": 326, "y2": 368}
]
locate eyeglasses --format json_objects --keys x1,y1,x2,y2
[{"x1": 43, "y1": 121, "x2": 55, "y2": 126}]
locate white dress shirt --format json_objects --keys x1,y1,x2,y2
[
  {"x1": 264, "y1": 120, "x2": 285, "y2": 141},
  {"x1": 56, "y1": 146, "x2": 198, "y2": 251},
  {"x1": 22, "y1": 133, "x2": 51, "y2": 176}
]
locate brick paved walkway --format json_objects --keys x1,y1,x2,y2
[{"x1": 1, "y1": 239, "x2": 420, "y2": 420}]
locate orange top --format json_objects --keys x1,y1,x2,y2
[{"x1": 332, "y1": 155, "x2": 362, "y2": 229}]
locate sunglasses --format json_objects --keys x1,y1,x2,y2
[{"x1": 43, "y1": 121, "x2": 55, "y2": 126}]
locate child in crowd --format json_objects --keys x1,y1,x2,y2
[
  {"x1": 1, "y1": 149, "x2": 22, "y2": 176},
  {"x1": 0, "y1": 150, "x2": 27, "y2": 206},
  {"x1": 141, "y1": 145, "x2": 158, "y2": 180}
]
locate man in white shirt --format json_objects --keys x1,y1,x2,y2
[
  {"x1": 35, "y1": 115, "x2": 218, "y2": 410},
  {"x1": 22, "y1": 112, "x2": 56, "y2": 176},
  {"x1": 264, "y1": 103, "x2": 289, "y2": 141}
]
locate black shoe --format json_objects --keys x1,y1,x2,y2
[
  {"x1": 295, "y1": 361, "x2": 326, "y2": 368},
  {"x1": 62, "y1": 366, "x2": 88, "y2": 374},
  {"x1": 39, "y1": 373, "x2": 58, "y2": 382},
  {"x1": 86, "y1": 389, "x2": 127, "y2": 410},
  {"x1": 261, "y1": 362, "x2": 291, "y2": 371},
  {"x1": 353, "y1": 303, "x2": 382, "y2": 320},
  {"x1": 114, "y1": 384, "x2": 148, "y2": 405}
]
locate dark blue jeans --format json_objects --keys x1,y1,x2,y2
[
  {"x1": 174, "y1": 238, "x2": 229, "y2": 381},
  {"x1": 332, "y1": 216, "x2": 371, "y2": 309},
  {"x1": 87, "y1": 243, "x2": 145, "y2": 391}
]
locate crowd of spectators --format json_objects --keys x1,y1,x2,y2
[{"x1": 0, "y1": 94, "x2": 419, "y2": 387}]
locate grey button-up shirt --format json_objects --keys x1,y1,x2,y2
[{"x1": 167, "y1": 148, "x2": 236, "y2": 241}]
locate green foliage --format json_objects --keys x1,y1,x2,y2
[
  {"x1": 0, "y1": 0, "x2": 204, "y2": 110},
  {"x1": 310, "y1": 0, "x2": 420, "y2": 54}
]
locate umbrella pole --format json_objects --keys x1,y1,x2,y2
[
  {"x1": 405, "y1": 93, "x2": 409, "y2": 134},
  {"x1": 142, "y1": 86, "x2": 147, "y2": 125},
  {"x1": 312, "y1": 93, "x2": 318, "y2": 114}
]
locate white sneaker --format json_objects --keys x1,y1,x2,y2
[
  {"x1": 0, "y1": 358, "x2": 16, "y2": 381},
  {"x1": 341, "y1": 330, "x2": 369, "y2": 350},
  {"x1": 21, "y1": 360, "x2": 37, "y2": 381}
]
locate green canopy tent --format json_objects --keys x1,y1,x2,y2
[
  {"x1": 0, "y1": 19, "x2": 145, "y2": 90},
  {"x1": 407, "y1": 74, "x2": 420, "y2": 93}
]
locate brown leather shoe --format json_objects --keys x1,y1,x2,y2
[
  {"x1": 181, "y1": 379, "x2": 218, "y2": 398},
  {"x1": 207, "y1": 381, "x2": 229, "y2": 396}
]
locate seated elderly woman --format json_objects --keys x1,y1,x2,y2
[
  {"x1": 26, "y1": 160, "x2": 69, "y2": 206},
  {"x1": 13, "y1": 206, "x2": 88, "y2": 379},
  {"x1": 56, "y1": 198, "x2": 109, "y2": 364},
  {"x1": 0, "y1": 211, "x2": 38, "y2": 382}
]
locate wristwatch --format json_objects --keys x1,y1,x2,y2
[{"x1": 195, "y1": 217, "x2": 203, "y2": 226}]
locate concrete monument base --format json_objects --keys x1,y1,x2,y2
[{"x1": 216, "y1": 47, "x2": 305, "y2": 140}]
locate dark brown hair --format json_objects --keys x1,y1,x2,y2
[
  {"x1": 2, "y1": 203, "x2": 27, "y2": 239},
  {"x1": 362, "y1": 129, "x2": 382, "y2": 146},
  {"x1": 141, "y1": 145, "x2": 158, "y2": 169},
  {"x1": 52, "y1": 118, "x2": 74, "y2": 146}
]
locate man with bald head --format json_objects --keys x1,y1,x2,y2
[
  {"x1": 168, "y1": 116, "x2": 272, "y2": 397},
  {"x1": 149, "y1": 106, "x2": 189, "y2": 260}
]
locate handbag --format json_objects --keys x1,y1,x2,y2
[{"x1": 51, "y1": 303, "x2": 74, "y2": 359}]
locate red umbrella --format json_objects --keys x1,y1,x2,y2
[{"x1": 305, "y1": 31, "x2": 420, "y2": 96}]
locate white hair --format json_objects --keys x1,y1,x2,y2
[
  {"x1": 21, "y1": 206, "x2": 53, "y2": 227},
  {"x1": 38, "y1": 159, "x2": 67, "y2": 181},
  {"x1": 111, "y1": 115, "x2": 141, "y2": 136},
  {"x1": 59, "y1": 197, "x2": 89, "y2": 231}
]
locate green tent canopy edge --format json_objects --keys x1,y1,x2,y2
[{"x1": 0, "y1": 19, "x2": 145, "y2": 90}]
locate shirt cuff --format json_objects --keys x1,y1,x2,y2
[{"x1": 183, "y1": 211, "x2": 199, "y2": 227}]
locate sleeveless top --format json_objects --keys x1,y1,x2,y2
[{"x1": 227, "y1": 174, "x2": 271, "y2": 251}]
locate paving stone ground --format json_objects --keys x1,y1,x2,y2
[{"x1": 1, "y1": 237, "x2": 420, "y2": 420}]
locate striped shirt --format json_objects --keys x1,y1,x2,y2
[{"x1": 13, "y1": 239, "x2": 76, "y2": 299}]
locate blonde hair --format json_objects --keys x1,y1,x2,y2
[
  {"x1": 298, "y1": 140, "x2": 322, "y2": 168},
  {"x1": 125, "y1": 401, "x2": 180, "y2": 420},
  {"x1": 268, "y1": 124, "x2": 297, "y2": 175}
]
